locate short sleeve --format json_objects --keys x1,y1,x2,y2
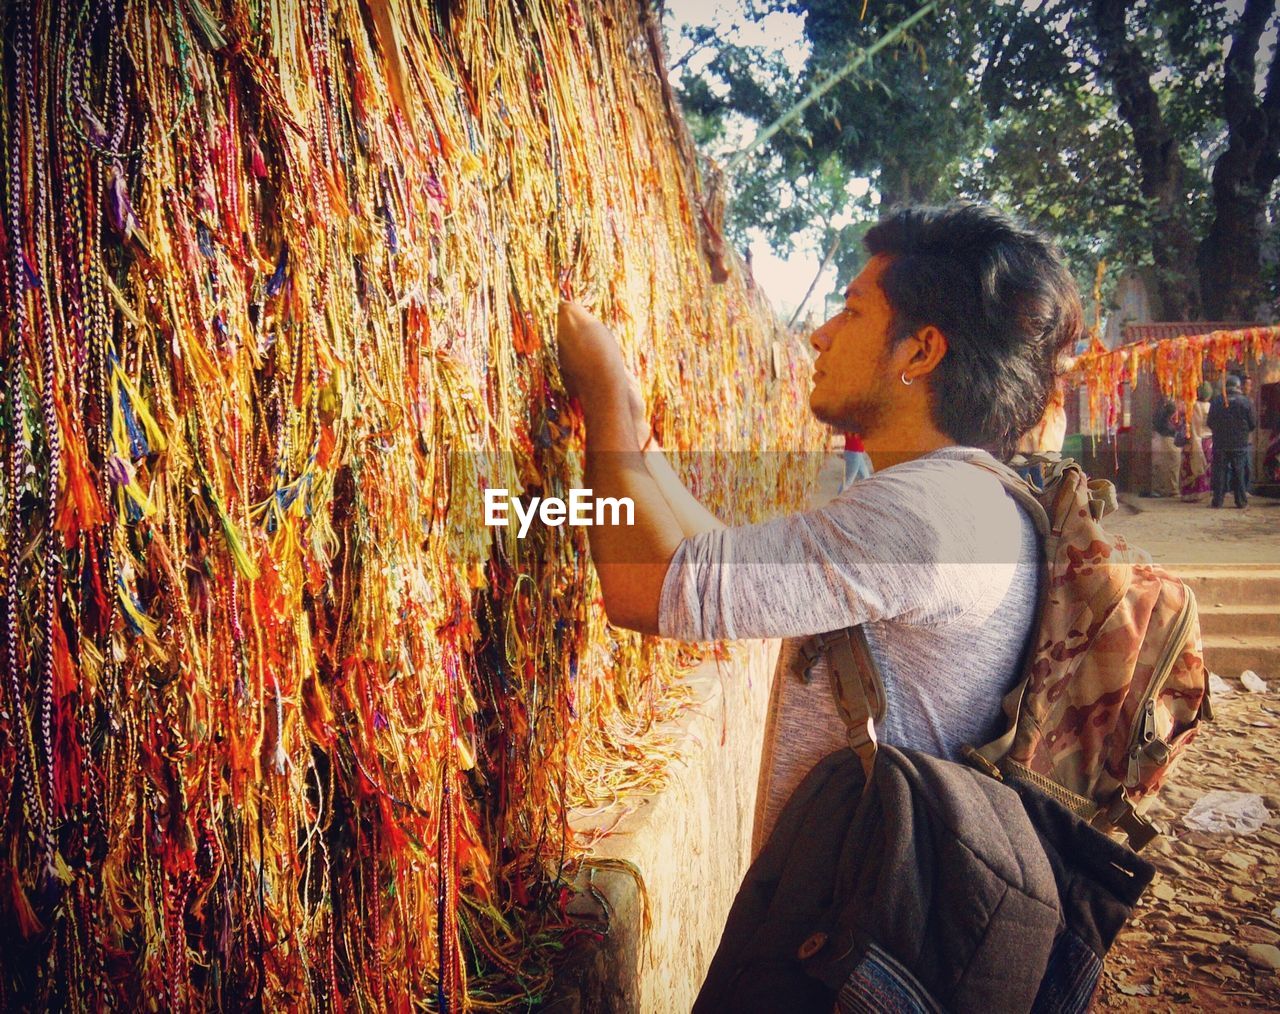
[{"x1": 656, "y1": 462, "x2": 1005, "y2": 642}]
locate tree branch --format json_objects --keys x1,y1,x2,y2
[
  {"x1": 1223, "y1": 0, "x2": 1272, "y2": 132},
  {"x1": 1256, "y1": 8, "x2": 1280, "y2": 184},
  {"x1": 669, "y1": 36, "x2": 714, "y2": 75},
  {"x1": 1089, "y1": 0, "x2": 1199, "y2": 316},
  {"x1": 1089, "y1": 0, "x2": 1174, "y2": 198},
  {"x1": 1261, "y1": 7, "x2": 1280, "y2": 123},
  {"x1": 725, "y1": 2, "x2": 938, "y2": 174},
  {"x1": 788, "y1": 231, "x2": 842, "y2": 330}
]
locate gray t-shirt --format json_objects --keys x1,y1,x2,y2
[{"x1": 658, "y1": 447, "x2": 1039, "y2": 852}]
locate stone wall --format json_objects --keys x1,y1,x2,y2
[{"x1": 553, "y1": 641, "x2": 780, "y2": 1012}]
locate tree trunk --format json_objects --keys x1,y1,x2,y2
[
  {"x1": 1197, "y1": 0, "x2": 1280, "y2": 320},
  {"x1": 878, "y1": 164, "x2": 908, "y2": 210},
  {"x1": 878, "y1": 162, "x2": 931, "y2": 210},
  {"x1": 1090, "y1": 0, "x2": 1202, "y2": 319}
]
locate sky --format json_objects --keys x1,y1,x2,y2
[
  {"x1": 663, "y1": 2, "x2": 1280, "y2": 337},
  {"x1": 662, "y1": 0, "x2": 852, "y2": 325}
]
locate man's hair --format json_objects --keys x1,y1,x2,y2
[{"x1": 863, "y1": 202, "x2": 1084, "y2": 457}]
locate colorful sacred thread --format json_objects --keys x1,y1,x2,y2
[
  {"x1": 1, "y1": 0, "x2": 821, "y2": 1009},
  {"x1": 1068, "y1": 326, "x2": 1280, "y2": 434}
]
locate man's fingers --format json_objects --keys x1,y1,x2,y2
[{"x1": 557, "y1": 300, "x2": 595, "y2": 330}]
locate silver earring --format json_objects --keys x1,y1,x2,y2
[{"x1": 900, "y1": 371, "x2": 913, "y2": 386}]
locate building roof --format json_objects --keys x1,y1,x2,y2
[{"x1": 1119, "y1": 322, "x2": 1260, "y2": 344}]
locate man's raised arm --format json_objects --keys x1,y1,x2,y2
[{"x1": 556, "y1": 301, "x2": 722, "y2": 634}]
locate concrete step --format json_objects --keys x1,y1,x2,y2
[
  {"x1": 1202, "y1": 634, "x2": 1280, "y2": 678},
  {"x1": 1198, "y1": 604, "x2": 1280, "y2": 637},
  {"x1": 1176, "y1": 567, "x2": 1280, "y2": 608}
]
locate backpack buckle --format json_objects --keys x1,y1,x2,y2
[
  {"x1": 960, "y1": 744, "x2": 1004, "y2": 782},
  {"x1": 846, "y1": 715, "x2": 877, "y2": 782},
  {"x1": 1095, "y1": 788, "x2": 1161, "y2": 851},
  {"x1": 796, "y1": 637, "x2": 823, "y2": 683}
]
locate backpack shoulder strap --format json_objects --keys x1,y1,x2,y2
[
  {"x1": 964, "y1": 452, "x2": 1052, "y2": 539},
  {"x1": 802, "y1": 627, "x2": 884, "y2": 781},
  {"x1": 802, "y1": 451, "x2": 1059, "y2": 784}
]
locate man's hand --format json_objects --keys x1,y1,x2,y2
[
  {"x1": 557, "y1": 302, "x2": 627, "y2": 401},
  {"x1": 558, "y1": 301, "x2": 650, "y2": 447}
]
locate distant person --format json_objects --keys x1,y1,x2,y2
[
  {"x1": 1180, "y1": 382, "x2": 1212, "y2": 500},
  {"x1": 1242, "y1": 375, "x2": 1256, "y2": 492},
  {"x1": 1262, "y1": 382, "x2": 1280, "y2": 484},
  {"x1": 1013, "y1": 381, "x2": 1066, "y2": 489},
  {"x1": 1150, "y1": 394, "x2": 1183, "y2": 498},
  {"x1": 1207, "y1": 375, "x2": 1257, "y2": 508},
  {"x1": 839, "y1": 431, "x2": 874, "y2": 491}
]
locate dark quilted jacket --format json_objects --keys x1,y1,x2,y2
[{"x1": 693, "y1": 746, "x2": 1153, "y2": 1014}]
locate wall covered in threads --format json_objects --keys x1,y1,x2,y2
[{"x1": 0, "y1": 0, "x2": 821, "y2": 1008}]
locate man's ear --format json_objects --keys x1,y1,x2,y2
[{"x1": 900, "y1": 325, "x2": 948, "y2": 383}]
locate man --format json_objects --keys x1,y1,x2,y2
[
  {"x1": 556, "y1": 202, "x2": 1084, "y2": 853},
  {"x1": 1149, "y1": 394, "x2": 1183, "y2": 498},
  {"x1": 1208, "y1": 374, "x2": 1257, "y2": 508}
]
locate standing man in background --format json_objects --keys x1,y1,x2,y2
[
  {"x1": 1242, "y1": 375, "x2": 1256, "y2": 493},
  {"x1": 1181, "y1": 382, "x2": 1213, "y2": 501},
  {"x1": 1208, "y1": 374, "x2": 1257, "y2": 508}
]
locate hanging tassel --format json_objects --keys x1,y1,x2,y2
[
  {"x1": 249, "y1": 138, "x2": 268, "y2": 179},
  {"x1": 107, "y1": 454, "x2": 156, "y2": 519},
  {"x1": 51, "y1": 611, "x2": 76, "y2": 699},
  {"x1": 265, "y1": 243, "x2": 289, "y2": 298},
  {"x1": 5, "y1": 867, "x2": 43, "y2": 938},
  {"x1": 54, "y1": 401, "x2": 105, "y2": 539},
  {"x1": 301, "y1": 672, "x2": 335, "y2": 748},
  {"x1": 22, "y1": 249, "x2": 40, "y2": 288},
  {"x1": 271, "y1": 677, "x2": 288, "y2": 776},
  {"x1": 112, "y1": 357, "x2": 168, "y2": 454},
  {"x1": 117, "y1": 568, "x2": 161, "y2": 642},
  {"x1": 106, "y1": 165, "x2": 140, "y2": 241},
  {"x1": 78, "y1": 99, "x2": 110, "y2": 148},
  {"x1": 183, "y1": 0, "x2": 228, "y2": 51},
  {"x1": 213, "y1": 502, "x2": 260, "y2": 581}
]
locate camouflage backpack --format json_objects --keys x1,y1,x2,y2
[
  {"x1": 810, "y1": 454, "x2": 1211, "y2": 851},
  {"x1": 965, "y1": 455, "x2": 1211, "y2": 849}
]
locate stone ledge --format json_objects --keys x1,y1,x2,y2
[{"x1": 548, "y1": 640, "x2": 779, "y2": 1013}]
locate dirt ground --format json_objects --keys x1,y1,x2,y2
[
  {"x1": 1106, "y1": 492, "x2": 1280, "y2": 567},
  {"x1": 1094, "y1": 681, "x2": 1280, "y2": 1011},
  {"x1": 1093, "y1": 490, "x2": 1280, "y2": 1009}
]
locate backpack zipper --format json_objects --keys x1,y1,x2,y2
[{"x1": 1125, "y1": 588, "x2": 1197, "y2": 782}]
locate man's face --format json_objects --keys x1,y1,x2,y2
[{"x1": 808, "y1": 255, "x2": 900, "y2": 434}]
